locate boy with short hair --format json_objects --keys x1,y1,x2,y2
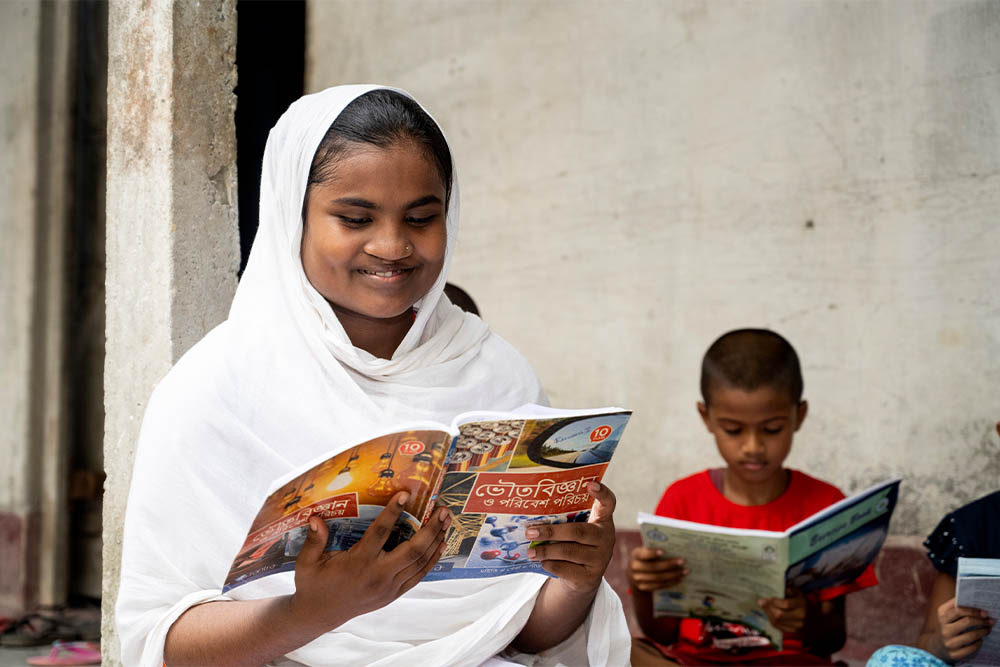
[{"x1": 629, "y1": 329, "x2": 876, "y2": 665}]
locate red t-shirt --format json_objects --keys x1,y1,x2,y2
[{"x1": 650, "y1": 468, "x2": 878, "y2": 663}]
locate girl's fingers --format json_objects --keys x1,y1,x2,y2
[
  {"x1": 587, "y1": 483, "x2": 617, "y2": 524},
  {"x1": 538, "y1": 558, "x2": 589, "y2": 582},
  {"x1": 527, "y1": 521, "x2": 604, "y2": 546},
  {"x1": 529, "y1": 540, "x2": 598, "y2": 566},
  {"x1": 357, "y1": 491, "x2": 410, "y2": 555},
  {"x1": 390, "y1": 508, "x2": 450, "y2": 571},
  {"x1": 399, "y1": 537, "x2": 448, "y2": 593},
  {"x1": 296, "y1": 516, "x2": 330, "y2": 566}
]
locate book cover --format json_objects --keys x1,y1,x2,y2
[{"x1": 223, "y1": 406, "x2": 631, "y2": 592}]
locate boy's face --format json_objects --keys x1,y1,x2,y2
[{"x1": 698, "y1": 385, "x2": 807, "y2": 488}]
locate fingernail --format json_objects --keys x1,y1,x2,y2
[
  {"x1": 442, "y1": 515, "x2": 451, "y2": 530},
  {"x1": 655, "y1": 549, "x2": 664, "y2": 557},
  {"x1": 525, "y1": 528, "x2": 539, "y2": 538},
  {"x1": 309, "y1": 518, "x2": 317, "y2": 532},
  {"x1": 674, "y1": 558, "x2": 685, "y2": 565},
  {"x1": 683, "y1": 569, "x2": 690, "y2": 575},
  {"x1": 757, "y1": 599, "x2": 765, "y2": 606},
  {"x1": 588, "y1": 482, "x2": 600, "y2": 493},
  {"x1": 438, "y1": 507, "x2": 449, "y2": 521},
  {"x1": 527, "y1": 548, "x2": 537, "y2": 559},
  {"x1": 398, "y1": 492, "x2": 410, "y2": 506}
]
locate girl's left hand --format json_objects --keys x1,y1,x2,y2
[{"x1": 524, "y1": 482, "x2": 616, "y2": 594}]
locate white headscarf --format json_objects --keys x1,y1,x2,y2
[{"x1": 115, "y1": 85, "x2": 629, "y2": 667}]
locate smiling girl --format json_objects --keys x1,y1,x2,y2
[{"x1": 114, "y1": 87, "x2": 629, "y2": 666}]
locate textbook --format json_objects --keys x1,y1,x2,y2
[
  {"x1": 955, "y1": 557, "x2": 1000, "y2": 665},
  {"x1": 223, "y1": 405, "x2": 631, "y2": 592},
  {"x1": 637, "y1": 478, "x2": 900, "y2": 649}
]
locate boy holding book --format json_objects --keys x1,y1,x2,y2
[{"x1": 629, "y1": 328, "x2": 876, "y2": 665}]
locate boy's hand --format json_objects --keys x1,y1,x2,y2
[
  {"x1": 758, "y1": 592, "x2": 808, "y2": 634},
  {"x1": 935, "y1": 597, "x2": 994, "y2": 662},
  {"x1": 628, "y1": 548, "x2": 688, "y2": 592},
  {"x1": 524, "y1": 482, "x2": 616, "y2": 594}
]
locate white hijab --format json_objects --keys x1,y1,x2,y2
[{"x1": 115, "y1": 85, "x2": 629, "y2": 667}]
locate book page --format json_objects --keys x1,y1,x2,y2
[
  {"x1": 638, "y1": 513, "x2": 786, "y2": 648},
  {"x1": 956, "y1": 558, "x2": 1000, "y2": 665},
  {"x1": 784, "y1": 479, "x2": 899, "y2": 595},
  {"x1": 223, "y1": 428, "x2": 452, "y2": 592},
  {"x1": 426, "y1": 410, "x2": 631, "y2": 581}
]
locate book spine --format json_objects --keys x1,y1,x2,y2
[{"x1": 419, "y1": 432, "x2": 459, "y2": 526}]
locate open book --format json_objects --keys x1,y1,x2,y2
[
  {"x1": 223, "y1": 405, "x2": 631, "y2": 592},
  {"x1": 956, "y1": 557, "x2": 1000, "y2": 665},
  {"x1": 637, "y1": 478, "x2": 900, "y2": 648}
]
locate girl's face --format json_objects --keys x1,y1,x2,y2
[{"x1": 301, "y1": 140, "x2": 447, "y2": 323}]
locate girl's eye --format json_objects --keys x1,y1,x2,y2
[
  {"x1": 405, "y1": 214, "x2": 438, "y2": 226},
  {"x1": 723, "y1": 427, "x2": 741, "y2": 436},
  {"x1": 763, "y1": 425, "x2": 784, "y2": 435},
  {"x1": 337, "y1": 215, "x2": 371, "y2": 226}
]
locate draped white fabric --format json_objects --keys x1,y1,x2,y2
[{"x1": 115, "y1": 85, "x2": 630, "y2": 667}]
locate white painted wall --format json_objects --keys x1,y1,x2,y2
[{"x1": 307, "y1": 0, "x2": 1000, "y2": 536}]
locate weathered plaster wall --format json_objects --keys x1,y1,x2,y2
[
  {"x1": 307, "y1": 0, "x2": 1000, "y2": 537},
  {"x1": 103, "y1": 0, "x2": 238, "y2": 661},
  {"x1": 0, "y1": 0, "x2": 42, "y2": 614},
  {"x1": 0, "y1": 0, "x2": 74, "y2": 614}
]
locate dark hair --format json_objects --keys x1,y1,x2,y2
[
  {"x1": 307, "y1": 89, "x2": 453, "y2": 202},
  {"x1": 700, "y1": 329, "x2": 803, "y2": 405},
  {"x1": 444, "y1": 282, "x2": 480, "y2": 316}
]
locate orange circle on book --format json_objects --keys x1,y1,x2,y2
[
  {"x1": 589, "y1": 425, "x2": 613, "y2": 443},
  {"x1": 399, "y1": 440, "x2": 425, "y2": 455}
]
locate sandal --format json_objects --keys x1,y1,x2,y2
[
  {"x1": 0, "y1": 613, "x2": 79, "y2": 647},
  {"x1": 27, "y1": 640, "x2": 101, "y2": 666}
]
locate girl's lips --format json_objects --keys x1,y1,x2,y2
[
  {"x1": 357, "y1": 267, "x2": 415, "y2": 282},
  {"x1": 740, "y1": 460, "x2": 768, "y2": 471}
]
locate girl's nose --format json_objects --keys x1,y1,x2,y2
[{"x1": 364, "y1": 223, "x2": 412, "y2": 261}]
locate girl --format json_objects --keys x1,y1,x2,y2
[{"x1": 115, "y1": 86, "x2": 630, "y2": 666}]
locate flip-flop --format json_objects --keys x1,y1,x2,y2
[{"x1": 27, "y1": 640, "x2": 101, "y2": 666}]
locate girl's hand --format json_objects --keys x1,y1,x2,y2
[
  {"x1": 628, "y1": 548, "x2": 688, "y2": 592},
  {"x1": 936, "y1": 597, "x2": 994, "y2": 662},
  {"x1": 758, "y1": 592, "x2": 809, "y2": 634},
  {"x1": 289, "y1": 491, "x2": 450, "y2": 634},
  {"x1": 524, "y1": 482, "x2": 616, "y2": 594}
]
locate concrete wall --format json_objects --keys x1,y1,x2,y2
[
  {"x1": 0, "y1": 0, "x2": 74, "y2": 614},
  {"x1": 103, "y1": 0, "x2": 238, "y2": 661},
  {"x1": 307, "y1": 0, "x2": 1000, "y2": 537}
]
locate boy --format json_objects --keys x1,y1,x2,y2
[{"x1": 629, "y1": 329, "x2": 876, "y2": 665}]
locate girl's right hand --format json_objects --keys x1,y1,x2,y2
[
  {"x1": 289, "y1": 491, "x2": 450, "y2": 634},
  {"x1": 936, "y1": 597, "x2": 994, "y2": 662},
  {"x1": 627, "y1": 546, "x2": 689, "y2": 592}
]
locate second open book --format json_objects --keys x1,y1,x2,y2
[
  {"x1": 223, "y1": 405, "x2": 631, "y2": 593},
  {"x1": 638, "y1": 478, "x2": 901, "y2": 649}
]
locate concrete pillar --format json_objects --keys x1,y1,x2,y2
[
  {"x1": 0, "y1": 0, "x2": 74, "y2": 615},
  {"x1": 103, "y1": 0, "x2": 238, "y2": 662}
]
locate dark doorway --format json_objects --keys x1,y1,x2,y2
[{"x1": 235, "y1": 0, "x2": 306, "y2": 275}]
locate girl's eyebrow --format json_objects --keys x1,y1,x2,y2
[
  {"x1": 332, "y1": 197, "x2": 376, "y2": 209},
  {"x1": 330, "y1": 195, "x2": 443, "y2": 210},
  {"x1": 405, "y1": 194, "x2": 443, "y2": 209}
]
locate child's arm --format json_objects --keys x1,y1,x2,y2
[
  {"x1": 758, "y1": 592, "x2": 846, "y2": 656},
  {"x1": 916, "y1": 571, "x2": 994, "y2": 663},
  {"x1": 628, "y1": 547, "x2": 688, "y2": 643}
]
